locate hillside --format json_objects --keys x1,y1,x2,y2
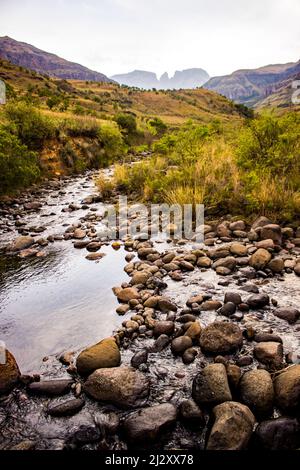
[
  {"x1": 111, "y1": 68, "x2": 210, "y2": 90},
  {"x1": 0, "y1": 36, "x2": 112, "y2": 83},
  {"x1": 204, "y1": 60, "x2": 300, "y2": 107},
  {"x1": 0, "y1": 58, "x2": 242, "y2": 127}
]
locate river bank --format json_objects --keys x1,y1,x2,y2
[{"x1": 0, "y1": 167, "x2": 300, "y2": 450}]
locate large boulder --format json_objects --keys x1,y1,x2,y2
[
  {"x1": 123, "y1": 403, "x2": 177, "y2": 443},
  {"x1": 192, "y1": 364, "x2": 232, "y2": 406},
  {"x1": 249, "y1": 249, "x2": 271, "y2": 270},
  {"x1": 240, "y1": 369, "x2": 274, "y2": 416},
  {"x1": 206, "y1": 401, "x2": 255, "y2": 450},
  {"x1": 200, "y1": 322, "x2": 243, "y2": 354},
  {"x1": 84, "y1": 367, "x2": 149, "y2": 408},
  {"x1": 273, "y1": 365, "x2": 300, "y2": 411},
  {"x1": 76, "y1": 337, "x2": 120, "y2": 376},
  {"x1": 0, "y1": 349, "x2": 20, "y2": 395},
  {"x1": 254, "y1": 417, "x2": 300, "y2": 450}
]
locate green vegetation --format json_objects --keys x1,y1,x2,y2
[{"x1": 112, "y1": 113, "x2": 300, "y2": 221}]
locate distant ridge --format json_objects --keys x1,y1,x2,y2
[
  {"x1": 0, "y1": 36, "x2": 113, "y2": 83},
  {"x1": 111, "y1": 68, "x2": 210, "y2": 90}
]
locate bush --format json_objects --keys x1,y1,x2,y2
[
  {"x1": 115, "y1": 113, "x2": 137, "y2": 135},
  {"x1": 0, "y1": 127, "x2": 40, "y2": 193},
  {"x1": 5, "y1": 101, "x2": 56, "y2": 150},
  {"x1": 147, "y1": 117, "x2": 167, "y2": 136},
  {"x1": 64, "y1": 117, "x2": 100, "y2": 138}
]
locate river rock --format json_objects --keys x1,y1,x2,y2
[
  {"x1": 200, "y1": 322, "x2": 243, "y2": 354},
  {"x1": 247, "y1": 293, "x2": 269, "y2": 309},
  {"x1": 212, "y1": 256, "x2": 236, "y2": 271},
  {"x1": 116, "y1": 287, "x2": 140, "y2": 303},
  {"x1": 131, "y1": 350, "x2": 148, "y2": 368},
  {"x1": 273, "y1": 365, "x2": 300, "y2": 411},
  {"x1": 179, "y1": 399, "x2": 204, "y2": 425},
  {"x1": 47, "y1": 398, "x2": 85, "y2": 417},
  {"x1": 200, "y1": 300, "x2": 222, "y2": 311},
  {"x1": 218, "y1": 302, "x2": 236, "y2": 317},
  {"x1": 192, "y1": 364, "x2": 232, "y2": 406},
  {"x1": 252, "y1": 216, "x2": 272, "y2": 230},
  {"x1": 9, "y1": 236, "x2": 35, "y2": 252},
  {"x1": 28, "y1": 379, "x2": 73, "y2": 396},
  {"x1": 230, "y1": 242, "x2": 248, "y2": 256},
  {"x1": 197, "y1": 256, "x2": 212, "y2": 268},
  {"x1": 268, "y1": 258, "x2": 284, "y2": 273},
  {"x1": 249, "y1": 248, "x2": 272, "y2": 270},
  {"x1": 255, "y1": 417, "x2": 300, "y2": 450},
  {"x1": 240, "y1": 369, "x2": 274, "y2": 416},
  {"x1": 73, "y1": 228, "x2": 86, "y2": 239},
  {"x1": 76, "y1": 337, "x2": 120, "y2": 375},
  {"x1": 123, "y1": 403, "x2": 177, "y2": 443},
  {"x1": 85, "y1": 252, "x2": 105, "y2": 261},
  {"x1": 260, "y1": 224, "x2": 282, "y2": 245},
  {"x1": 131, "y1": 271, "x2": 151, "y2": 285},
  {"x1": 152, "y1": 334, "x2": 170, "y2": 352},
  {"x1": 224, "y1": 292, "x2": 242, "y2": 305},
  {"x1": 157, "y1": 297, "x2": 177, "y2": 312},
  {"x1": 182, "y1": 347, "x2": 198, "y2": 364},
  {"x1": 254, "y1": 342, "x2": 283, "y2": 368},
  {"x1": 230, "y1": 220, "x2": 246, "y2": 231},
  {"x1": 153, "y1": 321, "x2": 175, "y2": 337},
  {"x1": 84, "y1": 367, "x2": 149, "y2": 408},
  {"x1": 256, "y1": 238, "x2": 275, "y2": 249},
  {"x1": 206, "y1": 401, "x2": 255, "y2": 450},
  {"x1": 184, "y1": 322, "x2": 202, "y2": 341},
  {"x1": 0, "y1": 349, "x2": 20, "y2": 395},
  {"x1": 274, "y1": 307, "x2": 300, "y2": 324},
  {"x1": 171, "y1": 336, "x2": 193, "y2": 354}
]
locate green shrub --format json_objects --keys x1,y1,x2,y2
[
  {"x1": 147, "y1": 117, "x2": 167, "y2": 136},
  {"x1": 0, "y1": 127, "x2": 40, "y2": 193},
  {"x1": 5, "y1": 101, "x2": 56, "y2": 150},
  {"x1": 115, "y1": 113, "x2": 137, "y2": 135}
]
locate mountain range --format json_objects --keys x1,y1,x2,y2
[
  {"x1": 111, "y1": 68, "x2": 210, "y2": 90},
  {"x1": 204, "y1": 60, "x2": 300, "y2": 107},
  {"x1": 0, "y1": 36, "x2": 112, "y2": 83}
]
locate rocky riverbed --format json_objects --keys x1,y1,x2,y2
[{"x1": 0, "y1": 169, "x2": 300, "y2": 450}]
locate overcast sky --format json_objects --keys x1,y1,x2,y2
[{"x1": 0, "y1": 0, "x2": 299, "y2": 78}]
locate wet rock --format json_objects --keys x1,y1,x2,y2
[
  {"x1": 84, "y1": 367, "x2": 149, "y2": 408},
  {"x1": 254, "y1": 333, "x2": 282, "y2": 343},
  {"x1": 86, "y1": 242, "x2": 102, "y2": 252},
  {"x1": 131, "y1": 350, "x2": 148, "y2": 368},
  {"x1": 94, "y1": 411, "x2": 120, "y2": 435},
  {"x1": 255, "y1": 417, "x2": 300, "y2": 450},
  {"x1": 186, "y1": 294, "x2": 203, "y2": 306},
  {"x1": 131, "y1": 271, "x2": 151, "y2": 285},
  {"x1": 218, "y1": 302, "x2": 236, "y2": 316},
  {"x1": 200, "y1": 300, "x2": 222, "y2": 311},
  {"x1": 76, "y1": 337, "x2": 120, "y2": 376},
  {"x1": 182, "y1": 347, "x2": 198, "y2": 364},
  {"x1": 260, "y1": 224, "x2": 282, "y2": 245},
  {"x1": 184, "y1": 322, "x2": 202, "y2": 341},
  {"x1": 73, "y1": 228, "x2": 86, "y2": 239},
  {"x1": 85, "y1": 252, "x2": 105, "y2": 261},
  {"x1": 236, "y1": 356, "x2": 253, "y2": 367},
  {"x1": 124, "y1": 403, "x2": 177, "y2": 443},
  {"x1": 143, "y1": 295, "x2": 159, "y2": 308},
  {"x1": 240, "y1": 369, "x2": 274, "y2": 416},
  {"x1": 116, "y1": 287, "x2": 140, "y2": 303},
  {"x1": 153, "y1": 334, "x2": 170, "y2": 352},
  {"x1": 254, "y1": 342, "x2": 283, "y2": 368},
  {"x1": 200, "y1": 322, "x2": 243, "y2": 354},
  {"x1": 59, "y1": 351, "x2": 74, "y2": 366},
  {"x1": 8, "y1": 235, "x2": 35, "y2": 252},
  {"x1": 246, "y1": 293, "x2": 269, "y2": 309},
  {"x1": 116, "y1": 304, "x2": 130, "y2": 315},
  {"x1": 178, "y1": 314, "x2": 197, "y2": 323},
  {"x1": 230, "y1": 242, "x2": 248, "y2": 256},
  {"x1": 67, "y1": 424, "x2": 101, "y2": 446},
  {"x1": 153, "y1": 321, "x2": 175, "y2": 337},
  {"x1": 197, "y1": 256, "x2": 212, "y2": 268},
  {"x1": 0, "y1": 349, "x2": 20, "y2": 395},
  {"x1": 240, "y1": 284, "x2": 259, "y2": 294},
  {"x1": 157, "y1": 297, "x2": 177, "y2": 312},
  {"x1": 212, "y1": 256, "x2": 236, "y2": 271},
  {"x1": 224, "y1": 292, "x2": 242, "y2": 305},
  {"x1": 249, "y1": 248, "x2": 272, "y2": 270},
  {"x1": 206, "y1": 401, "x2": 255, "y2": 450},
  {"x1": 294, "y1": 263, "x2": 300, "y2": 276},
  {"x1": 273, "y1": 365, "x2": 300, "y2": 411},
  {"x1": 216, "y1": 266, "x2": 232, "y2": 276},
  {"x1": 47, "y1": 398, "x2": 85, "y2": 417},
  {"x1": 18, "y1": 248, "x2": 39, "y2": 258},
  {"x1": 171, "y1": 336, "x2": 193, "y2": 354},
  {"x1": 274, "y1": 307, "x2": 300, "y2": 324},
  {"x1": 192, "y1": 364, "x2": 232, "y2": 406},
  {"x1": 28, "y1": 379, "x2": 73, "y2": 396},
  {"x1": 179, "y1": 399, "x2": 204, "y2": 426},
  {"x1": 268, "y1": 258, "x2": 284, "y2": 273}
]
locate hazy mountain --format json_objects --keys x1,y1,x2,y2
[
  {"x1": 204, "y1": 60, "x2": 300, "y2": 107},
  {"x1": 111, "y1": 68, "x2": 209, "y2": 89},
  {"x1": 0, "y1": 36, "x2": 112, "y2": 82}
]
